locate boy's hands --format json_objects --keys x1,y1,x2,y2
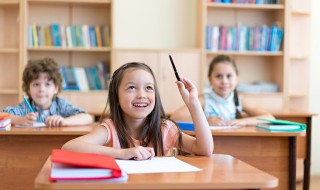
[
  {"x1": 45, "y1": 115, "x2": 65, "y2": 127},
  {"x1": 17, "y1": 112, "x2": 38, "y2": 126},
  {"x1": 120, "y1": 146, "x2": 155, "y2": 161},
  {"x1": 176, "y1": 77, "x2": 198, "y2": 107}
]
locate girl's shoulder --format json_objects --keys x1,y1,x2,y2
[
  {"x1": 161, "y1": 119, "x2": 179, "y2": 133},
  {"x1": 100, "y1": 118, "x2": 115, "y2": 130}
]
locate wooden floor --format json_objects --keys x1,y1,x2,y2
[{"x1": 296, "y1": 176, "x2": 320, "y2": 190}]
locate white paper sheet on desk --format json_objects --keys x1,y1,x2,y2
[
  {"x1": 15, "y1": 122, "x2": 46, "y2": 128},
  {"x1": 210, "y1": 126, "x2": 240, "y2": 130},
  {"x1": 115, "y1": 157, "x2": 202, "y2": 174}
]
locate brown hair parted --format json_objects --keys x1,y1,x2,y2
[
  {"x1": 22, "y1": 57, "x2": 62, "y2": 98},
  {"x1": 208, "y1": 55, "x2": 242, "y2": 119},
  {"x1": 100, "y1": 62, "x2": 182, "y2": 156}
]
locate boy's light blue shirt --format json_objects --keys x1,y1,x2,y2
[
  {"x1": 203, "y1": 89, "x2": 242, "y2": 121},
  {"x1": 2, "y1": 96, "x2": 86, "y2": 122}
]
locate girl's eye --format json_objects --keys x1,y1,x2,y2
[
  {"x1": 128, "y1": 86, "x2": 136, "y2": 90},
  {"x1": 146, "y1": 86, "x2": 154, "y2": 91},
  {"x1": 227, "y1": 74, "x2": 233, "y2": 79},
  {"x1": 46, "y1": 82, "x2": 53, "y2": 86},
  {"x1": 32, "y1": 83, "x2": 39, "y2": 87},
  {"x1": 215, "y1": 74, "x2": 223, "y2": 79}
]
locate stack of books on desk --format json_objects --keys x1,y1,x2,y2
[
  {"x1": 0, "y1": 113, "x2": 11, "y2": 130},
  {"x1": 256, "y1": 118, "x2": 306, "y2": 132},
  {"x1": 50, "y1": 149, "x2": 127, "y2": 182}
]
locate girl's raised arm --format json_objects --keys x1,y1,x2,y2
[{"x1": 176, "y1": 78, "x2": 213, "y2": 156}]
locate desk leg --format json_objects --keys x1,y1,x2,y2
[
  {"x1": 304, "y1": 117, "x2": 312, "y2": 190},
  {"x1": 290, "y1": 137, "x2": 297, "y2": 190}
]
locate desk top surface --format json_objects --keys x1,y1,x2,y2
[
  {"x1": 0, "y1": 124, "x2": 305, "y2": 137},
  {"x1": 0, "y1": 123, "x2": 305, "y2": 137},
  {"x1": 35, "y1": 154, "x2": 278, "y2": 190}
]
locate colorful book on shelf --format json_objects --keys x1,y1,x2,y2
[
  {"x1": 50, "y1": 149, "x2": 123, "y2": 182},
  {"x1": 256, "y1": 118, "x2": 306, "y2": 132},
  {"x1": 176, "y1": 121, "x2": 240, "y2": 131}
]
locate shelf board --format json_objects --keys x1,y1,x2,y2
[
  {"x1": 27, "y1": 47, "x2": 111, "y2": 52},
  {"x1": 28, "y1": 0, "x2": 111, "y2": 4},
  {"x1": 291, "y1": 10, "x2": 310, "y2": 15},
  {"x1": 0, "y1": 48, "x2": 19, "y2": 53},
  {"x1": 207, "y1": 3, "x2": 284, "y2": 10},
  {"x1": 240, "y1": 92, "x2": 283, "y2": 97},
  {"x1": 0, "y1": 89, "x2": 19, "y2": 94},
  {"x1": 289, "y1": 94, "x2": 307, "y2": 98},
  {"x1": 290, "y1": 55, "x2": 308, "y2": 60},
  {"x1": 206, "y1": 51, "x2": 283, "y2": 56},
  {"x1": 0, "y1": 0, "x2": 19, "y2": 5}
]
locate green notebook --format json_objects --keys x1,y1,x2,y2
[{"x1": 256, "y1": 118, "x2": 306, "y2": 132}]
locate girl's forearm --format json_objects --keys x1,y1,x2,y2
[
  {"x1": 188, "y1": 99, "x2": 214, "y2": 156},
  {"x1": 62, "y1": 140, "x2": 123, "y2": 158}
]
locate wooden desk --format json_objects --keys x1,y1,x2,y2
[
  {"x1": 0, "y1": 123, "x2": 303, "y2": 190},
  {"x1": 0, "y1": 125, "x2": 94, "y2": 190},
  {"x1": 272, "y1": 110, "x2": 315, "y2": 190},
  {"x1": 35, "y1": 154, "x2": 278, "y2": 190},
  {"x1": 183, "y1": 126, "x2": 304, "y2": 190}
]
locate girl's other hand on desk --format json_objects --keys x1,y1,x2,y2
[
  {"x1": 207, "y1": 116, "x2": 226, "y2": 126},
  {"x1": 227, "y1": 119, "x2": 247, "y2": 126},
  {"x1": 121, "y1": 146, "x2": 155, "y2": 161}
]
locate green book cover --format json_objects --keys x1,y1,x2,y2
[{"x1": 256, "y1": 118, "x2": 306, "y2": 132}]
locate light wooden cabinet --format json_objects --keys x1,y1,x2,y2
[
  {"x1": 0, "y1": 0, "x2": 21, "y2": 109},
  {"x1": 113, "y1": 49, "x2": 201, "y2": 113},
  {"x1": 199, "y1": 0, "x2": 310, "y2": 111},
  {"x1": 287, "y1": 0, "x2": 310, "y2": 110}
]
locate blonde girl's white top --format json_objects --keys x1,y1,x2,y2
[{"x1": 203, "y1": 89, "x2": 242, "y2": 121}]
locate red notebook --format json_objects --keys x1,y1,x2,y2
[{"x1": 50, "y1": 149, "x2": 122, "y2": 181}]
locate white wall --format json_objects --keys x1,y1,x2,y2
[
  {"x1": 310, "y1": 0, "x2": 320, "y2": 175},
  {"x1": 113, "y1": 0, "x2": 197, "y2": 49}
]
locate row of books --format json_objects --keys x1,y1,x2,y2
[
  {"x1": 60, "y1": 61, "x2": 109, "y2": 91},
  {"x1": 236, "y1": 82, "x2": 279, "y2": 93},
  {"x1": 206, "y1": 25, "x2": 283, "y2": 52},
  {"x1": 28, "y1": 24, "x2": 111, "y2": 48},
  {"x1": 211, "y1": 0, "x2": 278, "y2": 4},
  {"x1": 0, "y1": 114, "x2": 11, "y2": 130}
]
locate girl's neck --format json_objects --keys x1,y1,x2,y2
[{"x1": 123, "y1": 116, "x2": 146, "y2": 139}]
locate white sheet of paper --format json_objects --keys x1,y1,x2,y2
[
  {"x1": 210, "y1": 125, "x2": 240, "y2": 130},
  {"x1": 115, "y1": 157, "x2": 202, "y2": 174},
  {"x1": 15, "y1": 122, "x2": 46, "y2": 128}
]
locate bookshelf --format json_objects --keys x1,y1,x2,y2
[
  {"x1": 201, "y1": 0, "x2": 309, "y2": 111},
  {"x1": 21, "y1": 0, "x2": 112, "y2": 113},
  {"x1": 0, "y1": 0, "x2": 21, "y2": 109}
]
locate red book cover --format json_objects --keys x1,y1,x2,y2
[
  {"x1": 50, "y1": 149, "x2": 122, "y2": 181},
  {"x1": 0, "y1": 113, "x2": 10, "y2": 120}
]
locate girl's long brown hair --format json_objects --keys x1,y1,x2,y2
[{"x1": 100, "y1": 62, "x2": 182, "y2": 156}]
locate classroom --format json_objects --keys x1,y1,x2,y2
[{"x1": 0, "y1": 0, "x2": 320, "y2": 190}]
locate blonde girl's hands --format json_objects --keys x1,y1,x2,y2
[
  {"x1": 176, "y1": 77, "x2": 198, "y2": 107},
  {"x1": 207, "y1": 116, "x2": 226, "y2": 126},
  {"x1": 121, "y1": 146, "x2": 155, "y2": 161},
  {"x1": 227, "y1": 119, "x2": 247, "y2": 126},
  {"x1": 45, "y1": 115, "x2": 65, "y2": 127},
  {"x1": 18, "y1": 112, "x2": 38, "y2": 126}
]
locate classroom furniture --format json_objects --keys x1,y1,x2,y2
[
  {"x1": 34, "y1": 154, "x2": 278, "y2": 190},
  {"x1": 272, "y1": 110, "x2": 316, "y2": 190},
  {"x1": 0, "y1": 123, "x2": 300, "y2": 190},
  {"x1": 0, "y1": 0, "x2": 310, "y2": 113}
]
